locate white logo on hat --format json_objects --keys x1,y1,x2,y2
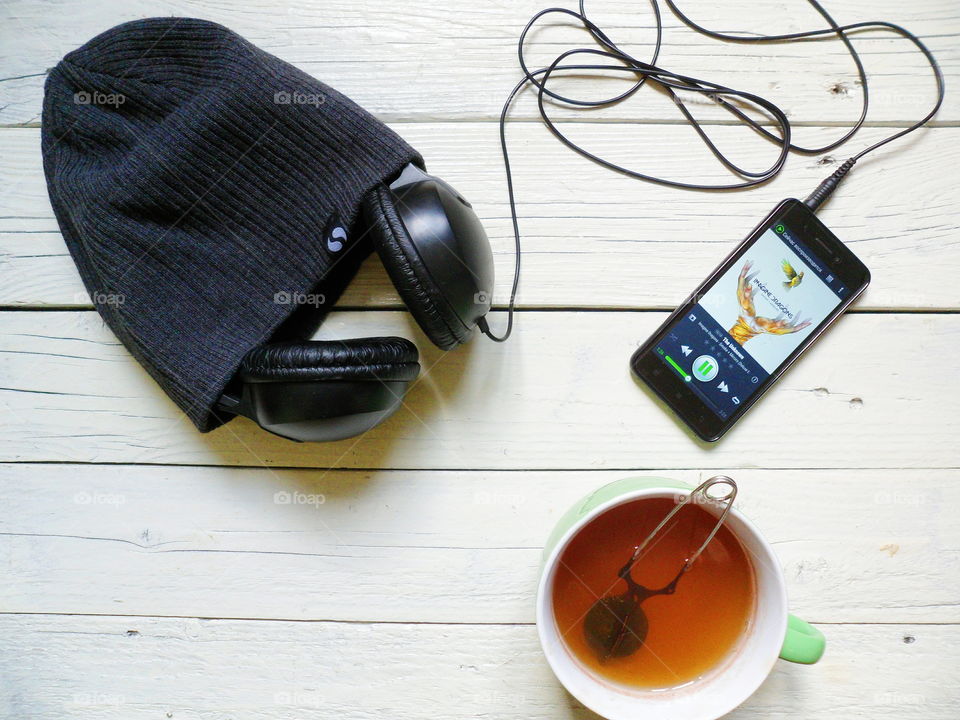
[{"x1": 326, "y1": 226, "x2": 346, "y2": 253}]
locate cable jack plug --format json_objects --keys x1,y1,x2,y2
[
  {"x1": 804, "y1": 157, "x2": 857, "y2": 213},
  {"x1": 804, "y1": 157, "x2": 857, "y2": 212},
  {"x1": 477, "y1": 315, "x2": 512, "y2": 343}
]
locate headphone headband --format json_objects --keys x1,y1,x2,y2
[{"x1": 215, "y1": 165, "x2": 496, "y2": 441}]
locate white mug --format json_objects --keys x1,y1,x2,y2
[{"x1": 536, "y1": 476, "x2": 824, "y2": 720}]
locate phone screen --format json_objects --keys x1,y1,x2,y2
[
  {"x1": 632, "y1": 199, "x2": 869, "y2": 440},
  {"x1": 657, "y1": 223, "x2": 849, "y2": 418}
]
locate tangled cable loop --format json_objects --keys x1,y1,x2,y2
[
  {"x1": 509, "y1": 0, "x2": 942, "y2": 188},
  {"x1": 480, "y1": 0, "x2": 943, "y2": 341}
]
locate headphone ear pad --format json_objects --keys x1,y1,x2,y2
[
  {"x1": 240, "y1": 337, "x2": 419, "y2": 382},
  {"x1": 231, "y1": 337, "x2": 420, "y2": 442},
  {"x1": 363, "y1": 184, "x2": 472, "y2": 351}
]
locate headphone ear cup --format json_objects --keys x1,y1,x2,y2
[
  {"x1": 363, "y1": 184, "x2": 473, "y2": 351},
  {"x1": 227, "y1": 337, "x2": 420, "y2": 442},
  {"x1": 240, "y1": 337, "x2": 419, "y2": 382}
]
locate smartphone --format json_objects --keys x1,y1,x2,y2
[{"x1": 630, "y1": 198, "x2": 870, "y2": 442}]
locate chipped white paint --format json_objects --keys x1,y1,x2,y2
[
  {"x1": 1, "y1": 464, "x2": 957, "y2": 623},
  {"x1": 2, "y1": 125, "x2": 958, "y2": 310},
  {"x1": 0, "y1": 310, "x2": 957, "y2": 468},
  {"x1": 2, "y1": 615, "x2": 956, "y2": 719},
  {"x1": 0, "y1": 0, "x2": 956, "y2": 126}
]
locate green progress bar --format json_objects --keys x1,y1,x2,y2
[{"x1": 664, "y1": 354, "x2": 691, "y2": 382}]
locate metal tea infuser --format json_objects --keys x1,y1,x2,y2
[{"x1": 584, "y1": 476, "x2": 739, "y2": 662}]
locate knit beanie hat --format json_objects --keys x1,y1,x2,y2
[{"x1": 41, "y1": 17, "x2": 421, "y2": 431}]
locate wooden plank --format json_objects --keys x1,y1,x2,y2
[
  {"x1": 1, "y1": 614, "x2": 955, "y2": 719},
  {"x1": 0, "y1": 310, "x2": 957, "y2": 469},
  {"x1": 0, "y1": 0, "x2": 954, "y2": 126},
  {"x1": 1, "y1": 125, "x2": 957, "y2": 310},
  {"x1": 1, "y1": 464, "x2": 957, "y2": 623}
]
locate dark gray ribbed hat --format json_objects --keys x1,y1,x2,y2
[{"x1": 42, "y1": 18, "x2": 421, "y2": 431}]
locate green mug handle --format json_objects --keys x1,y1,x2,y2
[{"x1": 780, "y1": 614, "x2": 826, "y2": 664}]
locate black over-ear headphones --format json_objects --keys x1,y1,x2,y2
[{"x1": 215, "y1": 163, "x2": 501, "y2": 442}]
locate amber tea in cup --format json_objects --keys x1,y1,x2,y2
[{"x1": 551, "y1": 496, "x2": 756, "y2": 690}]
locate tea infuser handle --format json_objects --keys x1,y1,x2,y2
[
  {"x1": 680, "y1": 475, "x2": 738, "y2": 572},
  {"x1": 780, "y1": 614, "x2": 826, "y2": 664},
  {"x1": 627, "y1": 475, "x2": 738, "y2": 573}
]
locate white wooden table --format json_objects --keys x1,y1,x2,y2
[{"x1": 1, "y1": 1, "x2": 958, "y2": 717}]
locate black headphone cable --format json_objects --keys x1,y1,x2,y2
[{"x1": 479, "y1": 0, "x2": 944, "y2": 342}]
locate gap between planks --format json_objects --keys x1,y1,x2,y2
[
  {"x1": 0, "y1": 611, "x2": 955, "y2": 628},
  {"x1": 1, "y1": 460, "x2": 958, "y2": 471}
]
